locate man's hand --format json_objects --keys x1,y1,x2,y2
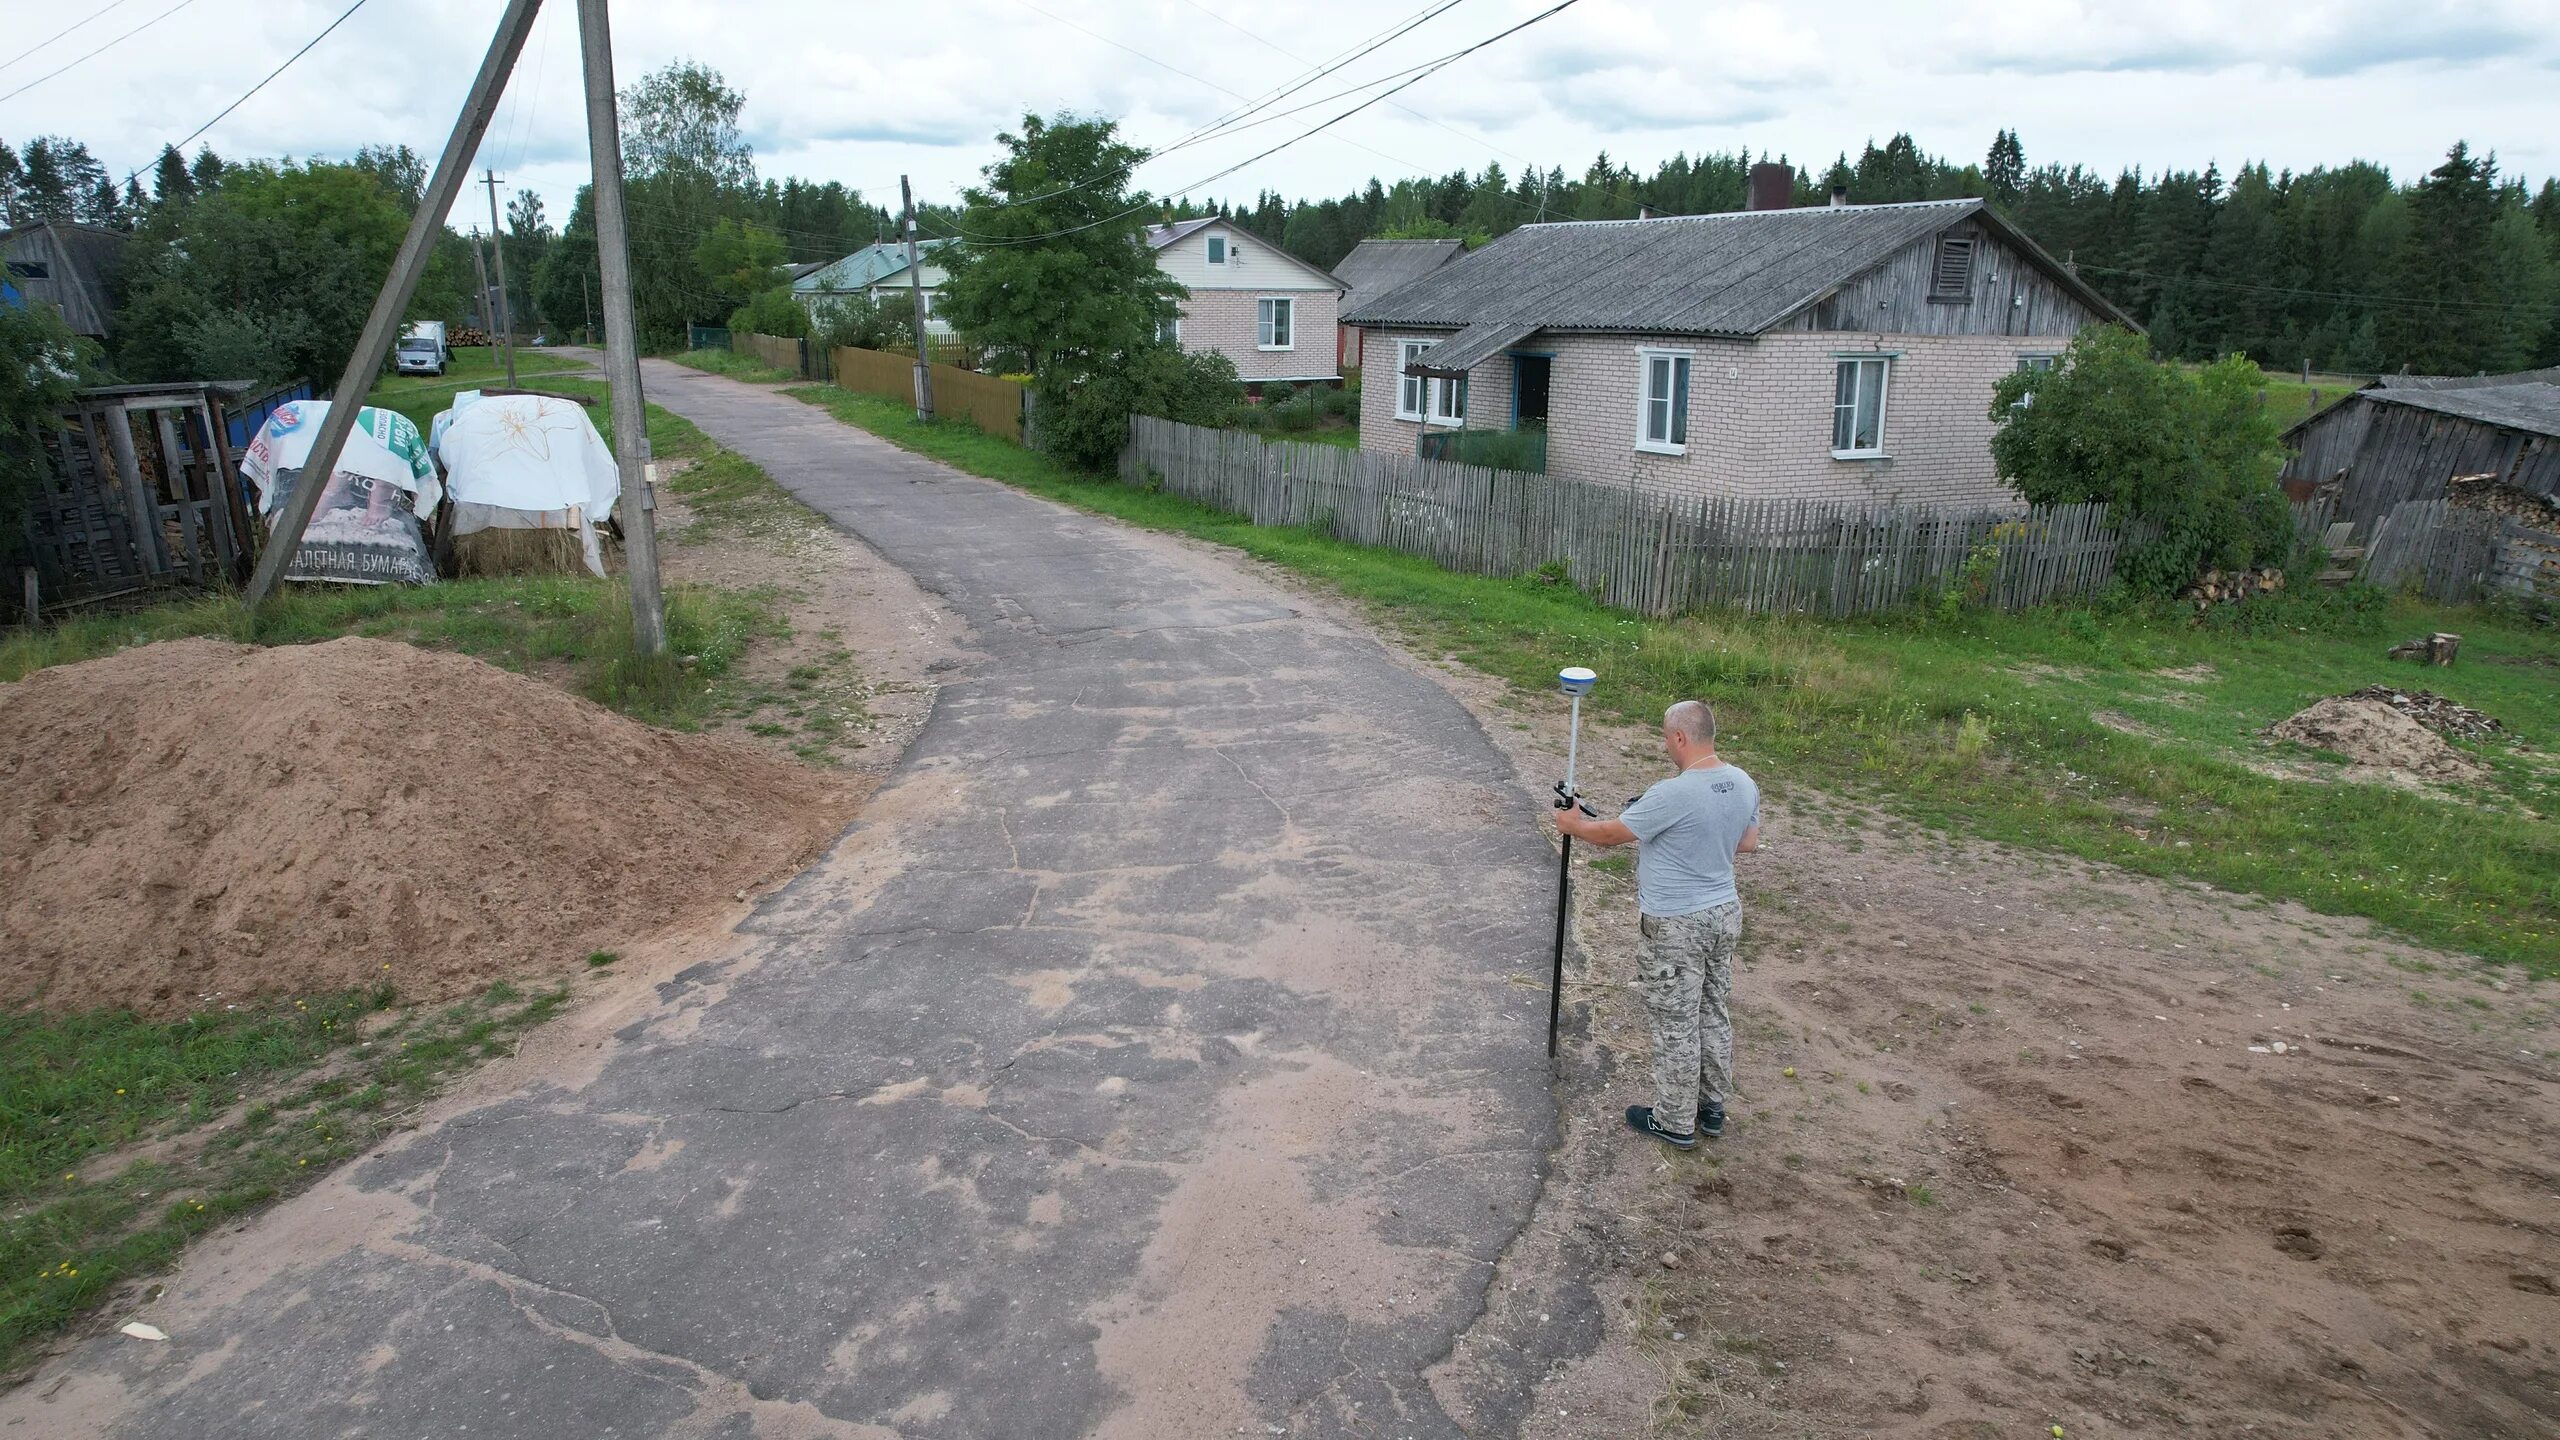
[{"x1": 1553, "y1": 796, "x2": 1636, "y2": 848}]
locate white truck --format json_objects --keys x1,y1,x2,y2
[{"x1": 396, "y1": 321, "x2": 450, "y2": 377}]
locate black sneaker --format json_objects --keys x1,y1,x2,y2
[
  {"x1": 1695, "y1": 1102, "x2": 1725, "y2": 1139},
  {"x1": 1624, "y1": 1105, "x2": 1697, "y2": 1150}
]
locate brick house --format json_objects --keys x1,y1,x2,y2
[
  {"x1": 1341, "y1": 183, "x2": 2133, "y2": 509},
  {"x1": 1146, "y1": 217, "x2": 1344, "y2": 385}
]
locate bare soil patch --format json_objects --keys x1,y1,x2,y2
[
  {"x1": 0, "y1": 636, "x2": 862, "y2": 1016},
  {"x1": 1384, "y1": 650, "x2": 2557, "y2": 1439}
]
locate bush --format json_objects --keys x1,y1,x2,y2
[
  {"x1": 1263, "y1": 381, "x2": 1298, "y2": 411},
  {"x1": 811, "y1": 295, "x2": 913, "y2": 353},
  {"x1": 1990, "y1": 327, "x2": 2292, "y2": 596},
  {"x1": 1038, "y1": 344, "x2": 1244, "y2": 472},
  {"x1": 1324, "y1": 381, "x2": 1360, "y2": 418},
  {"x1": 727, "y1": 286, "x2": 809, "y2": 340}
]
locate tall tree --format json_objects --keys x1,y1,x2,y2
[
  {"x1": 151, "y1": 145, "x2": 194, "y2": 206},
  {"x1": 1986, "y1": 129, "x2": 2025, "y2": 208},
  {"x1": 937, "y1": 113, "x2": 1180, "y2": 379},
  {"x1": 2382, "y1": 142, "x2": 2502, "y2": 373}
]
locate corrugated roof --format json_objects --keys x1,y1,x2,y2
[
  {"x1": 1333, "y1": 238, "x2": 1463, "y2": 314},
  {"x1": 1341, "y1": 198, "x2": 2131, "y2": 337},
  {"x1": 1408, "y1": 318, "x2": 1540, "y2": 377},
  {"x1": 1145, "y1": 217, "x2": 1220, "y2": 250},
  {"x1": 2366, "y1": 382, "x2": 2560, "y2": 440},
  {"x1": 2372, "y1": 366, "x2": 2560, "y2": 393},
  {"x1": 793, "y1": 239, "x2": 953, "y2": 291}
]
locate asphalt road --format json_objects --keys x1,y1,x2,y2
[{"x1": 8, "y1": 363, "x2": 1592, "y2": 1438}]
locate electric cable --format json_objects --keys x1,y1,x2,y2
[
  {"x1": 114, "y1": 0, "x2": 371, "y2": 189},
  {"x1": 0, "y1": 0, "x2": 198, "y2": 105},
  {"x1": 0, "y1": 0, "x2": 138, "y2": 76}
]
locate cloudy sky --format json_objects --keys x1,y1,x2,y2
[{"x1": 10, "y1": 0, "x2": 2556, "y2": 234}]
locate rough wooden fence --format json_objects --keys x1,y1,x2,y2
[
  {"x1": 2363, "y1": 499, "x2": 2507, "y2": 604},
  {"x1": 830, "y1": 345, "x2": 1028, "y2": 444},
  {"x1": 1121, "y1": 416, "x2": 2149, "y2": 617}
]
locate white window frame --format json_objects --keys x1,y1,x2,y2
[
  {"x1": 1831, "y1": 353, "x2": 1894, "y2": 459},
  {"x1": 1635, "y1": 346, "x2": 1693, "y2": 455},
  {"x1": 1206, "y1": 234, "x2": 1227, "y2": 266},
  {"x1": 1393, "y1": 337, "x2": 1466, "y2": 426},
  {"x1": 1159, "y1": 315, "x2": 1182, "y2": 345},
  {"x1": 1257, "y1": 296, "x2": 1294, "y2": 351},
  {"x1": 1432, "y1": 370, "x2": 1467, "y2": 426}
]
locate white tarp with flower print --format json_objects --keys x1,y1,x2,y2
[{"x1": 431, "y1": 393, "x2": 621, "y2": 577}]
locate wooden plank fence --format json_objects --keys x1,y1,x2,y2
[
  {"x1": 1120, "y1": 417, "x2": 2152, "y2": 618},
  {"x1": 2362, "y1": 499, "x2": 2506, "y2": 604},
  {"x1": 830, "y1": 345, "x2": 1030, "y2": 444}
]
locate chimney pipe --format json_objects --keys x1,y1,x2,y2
[
  {"x1": 1637, "y1": 205, "x2": 1652, "y2": 221},
  {"x1": 1746, "y1": 162, "x2": 1793, "y2": 212},
  {"x1": 1829, "y1": 182, "x2": 1849, "y2": 208}
]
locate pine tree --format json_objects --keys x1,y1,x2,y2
[
  {"x1": 1985, "y1": 129, "x2": 2025, "y2": 208},
  {"x1": 152, "y1": 145, "x2": 193, "y2": 206},
  {"x1": 2382, "y1": 142, "x2": 2502, "y2": 373}
]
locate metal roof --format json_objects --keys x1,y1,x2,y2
[
  {"x1": 1144, "y1": 217, "x2": 1221, "y2": 250},
  {"x1": 1340, "y1": 198, "x2": 2133, "y2": 337},
  {"x1": 2365, "y1": 381, "x2": 2560, "y2": 440},
  {"x1": 1408, "y1": 318, "x2": 1541, "y2": 377},
  {"x1": 2372, "y1": 366, "x2": 2560, "y2": 393},
  {"x1": 792, "y1": 239, "x2": 953, "y2": 292},
  {"x1": 1333, "y1": 238, "x2": 1463, "y2": 314}
]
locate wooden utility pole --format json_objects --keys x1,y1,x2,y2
[
  {"x1": 244, "y1": 0, "x2": 546, "y2": 614},
  {"x1": 468, "y1": 229, "x2": 494, "y2": 331},
  {"x1": 577, "y1": 0, "x2": 667, "y2": 656},
  {"x1": 900, "y1": 174, "x2": 934, "y2": 423},
  {"x1": 484, "y1": 169, "x2": 517, "y2": 384}
]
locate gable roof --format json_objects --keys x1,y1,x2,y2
[
  {"x1": 1145, "y1": 217, "x2": 1222, "y2": 250},
  {"x1": 793, "y1": 239, "x2": 954, "y2": 292},
  {"x1": 1340, "y1": 198, "x2": 2134, "y2": 338},
  {"x1": 1143, "y1": 216, "x2": 1344, "y2": 290},
  {"x1": 2371, "y1": 366, "x2": 2560, "y2": 393},
  {"x1": 2, "y1": 221, "x2": 127, "y2": 336},
  {"x1": 2363, "y1": 381, "x2": 2560, "y2": 441},
  {"x1": 1333, "y1": 238, "x2": 1464, "y2": 315}
]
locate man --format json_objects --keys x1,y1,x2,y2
[{"x1": 1552, "y1": 700, "x2": 1760, "y2": 1150}]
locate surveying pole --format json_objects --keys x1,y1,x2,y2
[
  {"x1": 577, "y1": 0, "x2": 667, "y2": 656},
  {"x1": 900, "y1": 174, "x2": 934, "y2": 422},
  {"x1": 484, "y1": 169, "x2": 517, "y2": 384},
  {"x1": 1548, "y1": 665, "x2": 1597, "y2": 1059},
  {"x1": 243, "y1": 0, "x2": 546, "y2": 614}
]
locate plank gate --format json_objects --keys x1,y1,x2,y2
[
  {"x1": 23, "y1": 385, "x2": 253, "y2": 612},
  {"x1": 1119, "y1": 417, "x2": 2149, "y2": 618}
]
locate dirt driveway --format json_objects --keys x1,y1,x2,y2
[{"x1": 1398, "y1": 653, "x2": 2559, "y2": 1438}]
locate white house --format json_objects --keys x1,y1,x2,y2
[
  {"x1": 792, "y1": 240, "x2": 957, "y2": 338},
  {"x1": 1145, "y1": 218, "x2": 1343, "y2": 386}
]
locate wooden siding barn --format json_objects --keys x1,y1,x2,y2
[
  {"x1": 2, "y1": 221, "x2": 127, "y2": 339},
  {"x1": 2282, "y1": 375, "x2": 2560, "y2": 531}
]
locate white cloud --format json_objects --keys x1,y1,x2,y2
[{"x1": 6, "y1": 0, "x2": 2553, "y2": 238}]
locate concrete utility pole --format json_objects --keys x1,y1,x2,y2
[
  {"x1": 901, "y1": 174, "x2": 934, "y2": 423},
  {"x1": 578, "y1": 0, "x2": 667, "y2": 656},
  {"x1": 468, "y1": 228, "x2": 493, "y2": 331},
  {"x1": 244, "y1": 0, "x2": 547, "y2": 614},
  {"x1": 484, "y1": 169, "x2": 517, "y2": 384}
]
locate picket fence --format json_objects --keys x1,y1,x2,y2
[{"x1": 1120, "y1": 417, "x2": 2158, "y2": 617}]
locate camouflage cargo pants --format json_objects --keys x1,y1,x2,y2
[{"x1": 1635, "y1": 901, "x2": 1744, "y2": 1132}]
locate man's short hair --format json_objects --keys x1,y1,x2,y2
[{"x1": 1665, "y1": 699, "x2": 1715, "y2": 745}]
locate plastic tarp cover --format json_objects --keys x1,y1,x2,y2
[
  {"x1": 433, "y1": 393, "x2": 622, "y2": 576},
  {"x1": 239, "y1": 401, "x2": 439, "y2": 586}
]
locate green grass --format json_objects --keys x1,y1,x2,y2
[
  {"x1": 667, "y1": 347, "x2": 798, "y2": 384},
  {"x1": 786, "y1": 382, "x2": 2560, "y2": 973},
  {"x1": 0, "y1": 981, "x2": 569, "y2": 1375}
]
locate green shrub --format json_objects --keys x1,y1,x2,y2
[
  {"x1": 811, "y1": 295, "x2": 913, "y2": 353},
  {"x1": 1263, "y1": 381, "x2": 1298, "y2": 411},
  {"x1": 1038, "y1": 344, "x2": 1244, "y2": 472},
  {"x1": 1324, "y1": 382, "x2": 1360, "y2": 418},
  {"x1": 727, "y1": 286, "x2": 809, "y2": 339},
  {"x1": 1990, "y1": 327, "x2": 2292, "y2": 596}
]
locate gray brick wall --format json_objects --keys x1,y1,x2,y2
[{"x1": 1181, "y1": 289, "x2": 1342, "y2": 382}]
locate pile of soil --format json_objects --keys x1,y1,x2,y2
[
  {"x1": 2267, "y1": 693, "x2": 2482, "y2": 780},
  {"x1": 0, "y1": 637, "x2": 859, "y2": 1016}
]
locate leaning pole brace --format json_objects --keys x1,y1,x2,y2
[
  {"x1": 577, "y1": 0, "x2": 668, "y2": 655},
  {"x1": 241, "y1": 0, "x2": 547, "y2": 616},
  {"x1": 1548, "y1": 665, "x2": 1597, "y2": 1059}
]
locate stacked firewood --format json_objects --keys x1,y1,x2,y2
[
  {"x1": 2446, "y1": 472, "x2": 2560, "y2": 531},
  {"x1": 452, "y1": 327, "x2": 493, "y2": 347},
  {"x1": 2181, "y1": 567, "x2": 2286, "y2": 605},
  {"x1": 2344, "y1": 684, "x2": 2502, "y2": 739}
]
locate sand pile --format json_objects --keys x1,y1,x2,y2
[
  {"x1": 2267, "y1": 694, "x2": 2482, "y2": 781},
  {"x1": 0, "y1": 637, "x2": 860, "y2": 1016}
]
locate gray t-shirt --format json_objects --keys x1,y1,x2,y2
[{"x1": 1618, "y1": 762, "x2": 1759, "y2": 916}]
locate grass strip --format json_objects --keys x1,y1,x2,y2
[{"x1": 785, "y1": 382, "x2": 2560, "y2": 974}]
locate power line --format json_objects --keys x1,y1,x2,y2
[
  {"x1": 0, "y1": 0, "x2": 198, "y2": 106},
  {"x1": 0, "y1": 0, "x2": 137, "y2": 76},
  {"x1": 945, "y1": 0, "x2": 1584, "y2": 247},
  {"x1": 116, "y1": 0, "x2": 371, "y2": 189}
]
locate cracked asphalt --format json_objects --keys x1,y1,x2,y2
[{"x1": 4, "y1": 363, "x2": 1595, "y2": 1438}]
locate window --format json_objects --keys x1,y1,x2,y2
[
  {"x1": 2011, "y1": 353, "x2": 2056, "y2": 408},
  {"x1": 1397, "y1": 339, "x2": 1430, "y2": 420},
  {"x1": 1159, "y1": 315, "x2": 1182, "y2": 344},
  {"x1": 1395, "y1": 338, "x2": 1464, "y2": 425},
  {"x1": 1257, "y1": 297, "x2": 1293, "y2": 350},
  {"x1": 1206, "y1": 235, "x2": 1227, "y2": 265},
  {"x1": 5, "y1": 260, "x2": 45, "y2": 279},
  {"x1": 1832, "y1": 356, "x2": 1890, "y2": 456},
  {"x1": 1930, "y1": 236, "x2": 1975, "y2": 301},
  {"x1": 1637, "y1": 349, "x2": 1692, "y2": 453}
]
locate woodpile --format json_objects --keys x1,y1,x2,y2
[
  {"x1": 452, "y1": 326, "x2": 493, "y2": 347},
  {"x1": 2181, "y1": 567, "x2": 2286, "y2": 605},
  {"x1": 2384, "y1": 632, "x2": 2463, "y2": 666},
  {"x1": 2446, "y1": 472, "x2": 2560, "y2": 530},
  {"x1": 2342, "y1": 684, "x2": 2501, "y2": 740}
]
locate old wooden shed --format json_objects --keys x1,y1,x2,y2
[{"x1": 2282, "y1": 369, "x2": 2560, "y2": 529}]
